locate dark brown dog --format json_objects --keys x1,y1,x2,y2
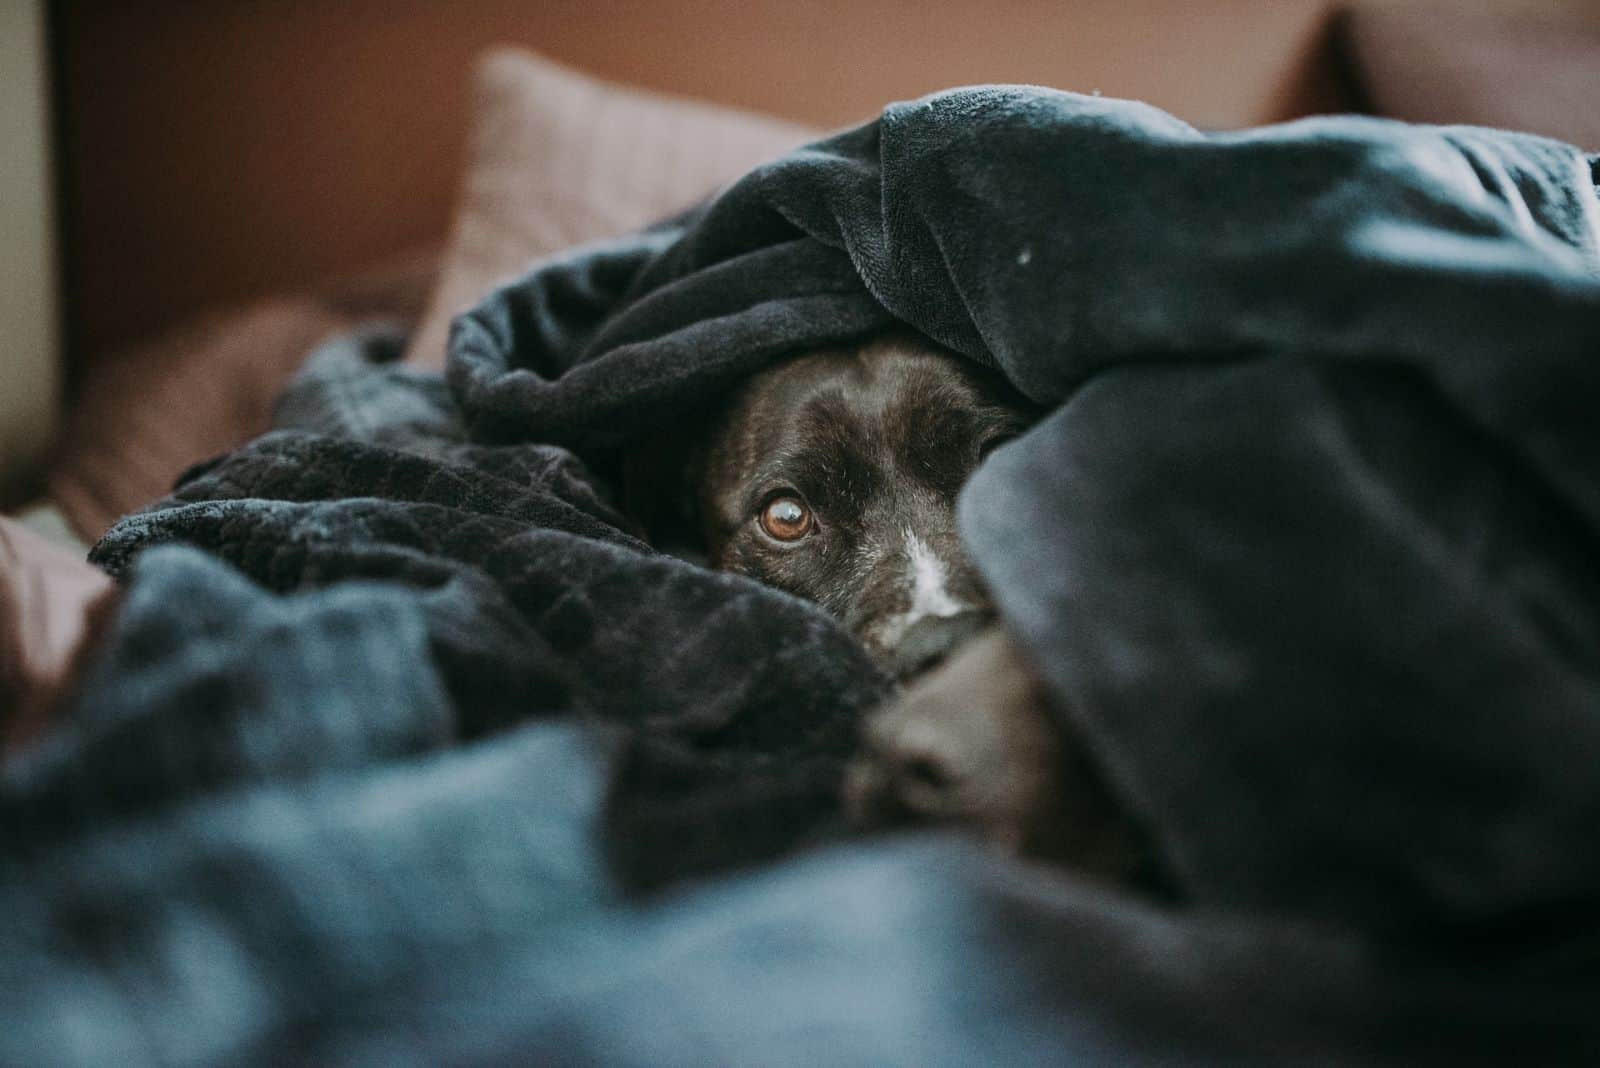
[
  {"x1": 694, "y1": 330, "x2": 1033, "y2": 678},
  {"x1": 634, "y1": 330, "x2": 1137, "y2": 871}
]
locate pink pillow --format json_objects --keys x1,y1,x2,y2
[
  {"x1": 0, "y1": 516, "x2": 116, "y2": 754},
  {"x1": 403, "y1": 49, "x2": 818, "y2": 369},
  {"x1": 48, "y1": 251, "x2": 437, "y2": 541}
]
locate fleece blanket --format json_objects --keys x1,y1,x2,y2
[{"x1": 5, "y1": 86, "x2": 1600, "y2": 1063}]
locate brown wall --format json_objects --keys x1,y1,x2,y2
[{"x1": 53, "y1": 0, "x2": 1352, "y2": 365}]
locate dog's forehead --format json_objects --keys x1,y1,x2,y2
[{"x1": 744, "y1": 336, "x2": 991, "y2": 431}]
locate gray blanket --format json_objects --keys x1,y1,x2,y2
[{"x1": 5, "y1": 86, "x2": 1600, "y2": 1064}]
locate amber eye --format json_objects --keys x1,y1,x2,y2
[{"x1": 759, "y1": 495, "x2": 814, "y2": 541}]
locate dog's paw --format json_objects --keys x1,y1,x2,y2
[{"x1": 843, "y1": 626, "x2": 1145, "y2": 883}]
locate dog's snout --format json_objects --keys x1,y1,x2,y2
[{"x1": 890, "y1": 610, "x2": 991, "y2": 680}]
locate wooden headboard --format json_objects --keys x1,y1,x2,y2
[{"x1": 51, "y1": 0, "x2": 1352, "y2": 371}]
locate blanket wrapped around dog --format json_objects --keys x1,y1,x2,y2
[{"x1": 6, "y1": 86, "x2": 1600, "y2": 1063}]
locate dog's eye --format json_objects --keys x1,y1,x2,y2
[{"x1": 759, "y1": 495, "x2": 814, "y2": 542}]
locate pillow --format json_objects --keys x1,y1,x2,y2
[
  {"x1": 0, "y1": 516, "x2": 115, "y2": 754},
  {"x1": 403, "y1": 49, "x2": 818, "y2": 369},
  {"x1": 47, "y1": 250, "x2": 437, "y2": 541},
  {"x1": 1339, "y1": 4, "x2": 1600, "y2": 151},
  {"x1": 48, "y1": 51, "x2": 811, "y2": 542}
]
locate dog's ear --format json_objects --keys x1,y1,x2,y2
[{"x1": 620, "y1": 422, "x2": 708, "y2": 553}]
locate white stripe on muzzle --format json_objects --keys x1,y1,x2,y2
[{"x1": 904, "y1": 532, "x2": 964, "y2": 623}]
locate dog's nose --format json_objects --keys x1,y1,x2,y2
[{"x1": 889, "y1": 610, "x2": 991, "y2": 680}]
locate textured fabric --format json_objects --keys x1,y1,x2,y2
[
  {"x1": 402, "y1": 49, "x2": 815, "y2": 369},
  {"x1": 89, "y1": 327, "x2": 891, "y2": 889},
  {"x1": 47, "y1": 250, "x2": 437, "y2": 542},
  {"x1": 1340, "y1": 4, "x2": 1600, "y2": 151},
  {"x1": 9, "y1": 86, "x2": 1600, "y2": 1063}
]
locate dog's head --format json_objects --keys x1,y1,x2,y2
[{"x1": 692, "y1": 331, "x2": 1034, "y2": 677}]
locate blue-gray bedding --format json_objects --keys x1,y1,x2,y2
[{"x1": 7, "y1": 86, "x2": 1600, "y2": 1063}]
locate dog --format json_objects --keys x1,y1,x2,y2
[
  {"x1": 692, "y1": 330, "x2": 1034, "y2": 678},
  {"x1": 631, "y1": 329, "x2": 1140, "y2": 873}
]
